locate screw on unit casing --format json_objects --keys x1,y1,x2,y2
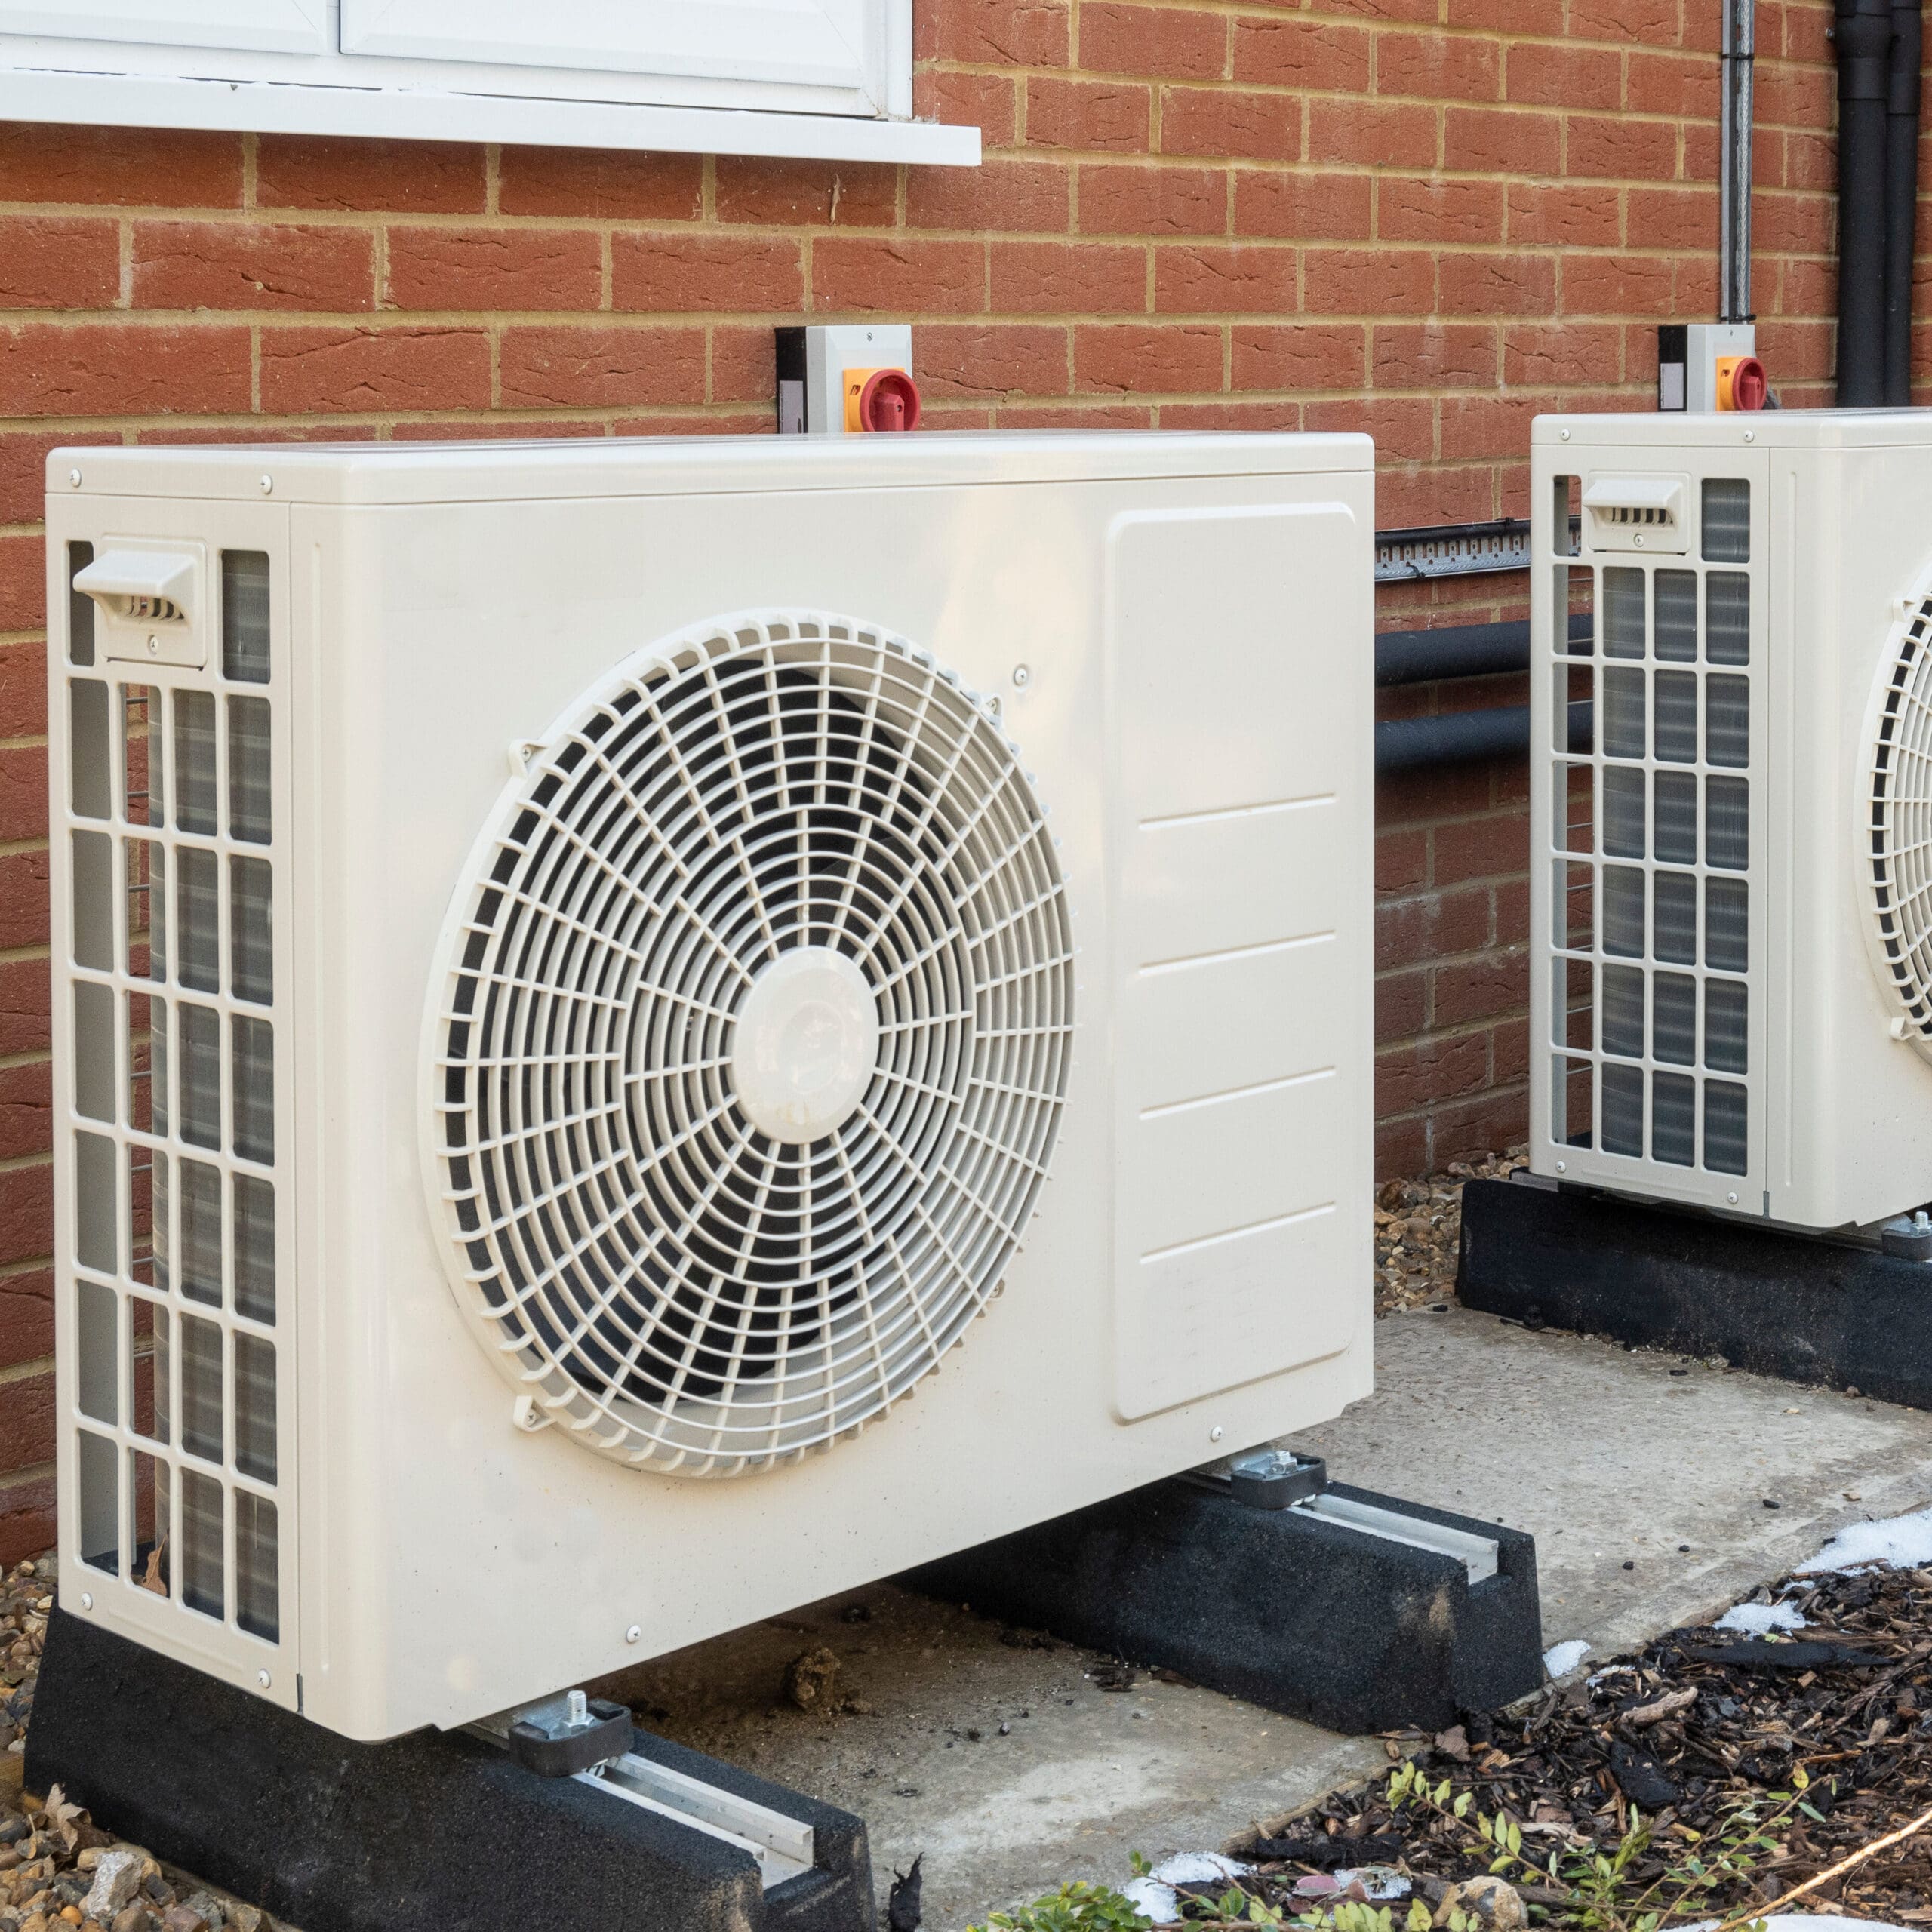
[
  {"x1": 78, "y1": 1592, "x2": 91, "y2": 1611},
  {"x1": 258, "y1": 1669, "x2": 272, "y2": 1689},
  {"x1": 626, "y1": 1624, "x2": 641, "y2": 1644},
  {"x1": 1209, "y1": 1425, "x2": 1223, "y2": 1443},
  {"x1": 1013, "y1": 664, "x2": 1031, "y2": 688},
  {"x1": 260, "y1": 474, "x2": 274, "y2": 494},
  {"x1": 66, "y1": 469, "x2": 81, "y2": 488}
]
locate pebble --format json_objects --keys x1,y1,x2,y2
[
  {"x1": 79, "y1": 1851, "x2": 141, "y2": 1922},
  {"x1": 110, "y1": 1909, "x2": 149, "y2": 1932},
  {"x1": 780, "y1": 1647, "x2": 841, "y2": 1714},
  {"x1": 1374, "y1": 1149, "x2": 1527, "y2": 1315}
]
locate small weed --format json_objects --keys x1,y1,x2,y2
[{"x1": 971, "y1": 1879, "x2": 1156, "y2": 1932}]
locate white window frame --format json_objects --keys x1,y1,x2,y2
[{"x1": 0, "y1": 0, "x2": 977, "y2": 165}]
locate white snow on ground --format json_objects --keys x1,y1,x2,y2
[
  {"x1": 1687, "y1": 1919, "x2": 1905, "y2": 1932},
  {"x1": 1151, "y1": 1854, "x2": 1251, "y2": 1885},
  {"x1": 1713, "y1": 1600, "x2": 1806, "y2": 1634},
  {"x1": 1123, "y1": 1878, "x2": 1179, "y2": 1922},
  {"x1": 1798, "y1": 1504, "x2": 1932, "y2": 1575},
  {"x1": 1543, "y1": 1638, "x2": 1591, "y2": 1677}
]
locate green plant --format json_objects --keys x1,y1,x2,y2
[{"x1": 971, "y1": 1880, "x2": 1156, "y2": 1932}]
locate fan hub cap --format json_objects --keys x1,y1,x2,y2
[{"x1": 728, "y1": 946, "x2": 879, "y2": 1143}]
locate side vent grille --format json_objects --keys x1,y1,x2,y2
[
  {"x1": 1546, "y1": 475, "x2": 1758, "y2": 1192},
  {"x1": 62, "y1": 540, "x2": 288, "y2": 1658}
]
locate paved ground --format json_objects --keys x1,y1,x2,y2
[{"x1": 597, "y1": 1308, "x2": 1932, "y2": 1930}]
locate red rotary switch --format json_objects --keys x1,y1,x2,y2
[
  {"x1": 1715, "y1": 355, "x2": 1767, "y2": 411},
  {"x1": 857, "y1": 367, "x2": 922, "y2": 432}
]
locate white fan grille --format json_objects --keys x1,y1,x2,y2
[
  {"x1": 1868, "y1": 596, "x2": 1932, "y2": 1055},
  {"x1": 428, "y1": 613, "x2": 1075, "y2": 1475}
]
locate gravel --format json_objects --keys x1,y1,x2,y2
[
  {"x1": 1374, "y1": 1146, "x2": 1527, "y2": 1316},
  {"x1": 0, "y1": 1556, "x2": 277, "y2": 1932}
]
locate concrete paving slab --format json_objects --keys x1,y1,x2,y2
[{"x1": 595, "y1": 1308, "x2": 1932, "y2": 1930}]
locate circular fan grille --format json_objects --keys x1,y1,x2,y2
[
  {"x1": 426, "y1": 612, "x2": 1075, "y2": 1475},
  {"x1": 1866, "y1": 595, "x2": 1932, "y2": 1058}
]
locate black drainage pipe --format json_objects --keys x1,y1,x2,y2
[
  {"x1": 1374, "y1": 614, "x2": 1592, "y2": 688},
  {"x1": 1884, "y1": 0, "x2": 1922, "y2": 403},
  {"x1": 1837, "y1": 0, "x2": 1894, "y2": 405},
  {"x1": 1375, "y1": 700, "x2": 1592, "y2": 775}
]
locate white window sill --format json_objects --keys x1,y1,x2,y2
[{"x1": 0, "y1": 66, "x2": 980, "y2": 165}]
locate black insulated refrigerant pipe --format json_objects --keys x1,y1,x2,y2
[
  {"x1": 1373, "y1": 614, "x2": 1592, "y2": 686},
  {"x1": 1884, "y1": 0, "x2": 1923, "y2": 401},
  {"x1": 1375, "y1": 701, "x2": 1593, "y2": 776},
  {"x1": 1837, "y1": 0, "x2": 1897, "y2": 405}
]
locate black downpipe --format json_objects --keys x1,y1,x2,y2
[
  {"x1": 1884, "y1": 0, "x2": 1923, "y2": 402},
  {"x1": 1376, "y1": 701, "x2": 1592, "y2": 777},
  {"x1": 1838, "y1": 0, "x2": 1894, "y2": 405}
]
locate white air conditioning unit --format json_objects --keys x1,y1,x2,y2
[
  {"x1": 48, "y1": 432, "x2": 1374, "y2": 1741},
  {"x1": 1529, "y1": 411, "x2": 1932, "y2": 1230}
]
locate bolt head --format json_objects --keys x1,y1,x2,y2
[
  {"x1": 1012, "y1": 664, "x2": 1031, "y2": 688},
  {"x1": 260, "y1": 473, "x2": 274, "y2": 494},
  {"x1": 1209, "y1": 1425, "x2": 1224, "y2": 1443},
  {"x1": 625, "y1": 1623, "x2": 642, "y2": 1644},
  {"x1": 1559, "y1": 429, "x2": 1571, "y2": 441},
  {"x1": 146, "y1": 635, "x2": 158, "y2": 655},
  {"x1": 257, "y1": 1668, "x2": 272, "y2": 1689},
  {"x1": 66, "y1": 468, "x2": 81, "y2": 489},
  {"x1": 78, "y1": 1591, "x2": 92, "y2": 1611},
  {"x1": 1727, "y1": 1192, "x2": 1739, "y2": 1205},
  {"x1": 1555, "y1": 1160, "x2": 1567, "y2": 1174},
  {"x1": 1743, "y1": 430, "x2": 1755, "y2": 443}
]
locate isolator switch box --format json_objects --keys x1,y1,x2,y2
[
  {"x1": 1657, "y1": 321, "x2": 1762, "y2": 412},
  {"x1": 775, "y1": 325, "x2": 918, "y2": 434}
]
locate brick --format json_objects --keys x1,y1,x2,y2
[
  {"x1": 1375, "y1": 1112, "x2": 1430, "y2": 1181},
  {"x1": 1376, "y1": 884, "x2": 1491, "y2": 969},
  {"x1": 996, "y1": 401, "x2": 1152, "y2": 427},
  {"x1": 0, "y1": 536, "x2": 38, "y2": 635},
  {"x1": 916, "y1": 71, "x2": 1021, "y2": 147},
  {"x1": 813, "y1": 238, "x2": 985, "y2": 312},
  {"x1": 1434, "y1": 811, "x2": 1530, "y2": 885},
  {"x1": 1079, "y1": 164, "x2": 1226, "y2": 236},
  {"x1": 1377, "y1": 1031, "x2": 1490, "y2": 1113},
  {"x1": 0, "y1": 850, "x2": 47, "y2": 952},
  {"x1": 1567, "y1": 114, "x2": 1679, "y2": 180},
  {"x1": 713, "y1": 158, "x2": 899, "y2": 227},
  {"x1": 0, "y1": 642, "x2": 43, "y2": 744},
  {"x1": 1306, "y1": 394, "x2": 1434, "y2": 461},
  {"x1": 1506, "y1": 182, "x2": 1620, "y2": 247},
  {"x1": 256, "y1": 137, "x2": 485, "y2": 214},
  {"x1": 1562, "y1": 251, "x2": 1675, "y2": 313},
  {"x1": 1437, "y1": 251, "x2": 1557, "y2": 315},
  {"x1": 1319, "y1": 0, "x2": 1441, "y2": 22},
  {"x1": 0, "y1": 217, "x2": 118, "y2": 309},
  {"x1": 389, "y1": 417, "x2": 605, "y2": 441},
  {"x1": 498, "y1": 148, "x2": 703, "y2": 221},
  {"x1": 1081, "y1": 2, "x2": 1226, "y2": 78},
  {"x1": 1375, "y1": 32, "x2": 1501, "y2": 101},
  {"x1": 907, "y1": 158, "x2": 1070, "y2": 232},
  {"x1": 1372, "y1": 322, "x2": 1498, "y2": 389},
  {"x1": 0, "y1": 1158, "x2": 48, "y2": 1272},
  {"x1": 1377, "y1": 463, "x2": 1497, "y2": 530},
  {"x1": 0, "y1": 434, "x2": 109, "y2": 525},
  {"x1": 387, "y1": 227, "x2": 602, "y2": 312},
  {"x1": 1160, "y1": 87, "x2": 1300, "y2": 162},
  {"x1": 259, "y1": 326, "x2": 491, "y2": 414},
  {"x1": 0, "y1": 124, "x2": 242, "y2": 208},
  {"x1": 1304, "y1": 247, "x2": 1435, "y2": 316},
  {"x1": 1235, "y1": 171, "x2": 1374, "y2": 241},
  {"x1": 1504, "y1": 42, "x2": 1621, "y2": 109},
  {"x1": 990, "y1": 240, "x2": 1146, "y2": 312},
  {"x1": 1433, "y1": 952, "x2": 1529, "y2": 1026},
  {"x1": 133, "y1": 220, "x2": 375, "y2": 312},
  {"x1": 0, "y1": 1361, "x2": 51, "y2": 1471},
  {"x1": 916, "y1": 323, "x2": 1069, "y2": 398},
  {"x1": 1026, "y1": 77, "x2": 1151, "y2": 152},
  {"x1": 1429, "y1": 1086, "x2": 1528, "y2": 1166},
  {"x1": 1232, "y1": 16, "x2": 1373, "y2": 89},
  {"x1": 1755, "y1": 189, "x2": 1833, "y2": 254},
  {"x1": 1378, "y1": 177, "x2": 1505, "y2": 244},
  {"x1": 1568, "y1": 0, "x2": 1680, "y2": 43},
  {"x1": 611, "y1": 233, "x2": 804, "y2": 312},
  {"x1": 0, "y1": 1063, "x2": 48, "y2": 1164},
  {"x1": 500, "y1": 326, "x2": 706, "y2": 408},
  {"x1": 0, "y1": 1268, "x2": 50, "y2": 1375},
  {"x1": 1444, "y1": 106, "x2": 1562, "y2": 174},
  {"x1": 1308, "y1": 99, "x2": 1438, "y2": 169},
  {"x1": 1155, "y1": 245, "x2": 1295, "y2": 313},
  {"x1": 0, "y1": 323, "x2": 251, "y2": 417},
  {"x1": 1504, "y1": 321, "x2": 1622, "y2": 384},
  {"x1": 1628, "y1": 49, "x2": 1721, "y2": 116},
  {"x1": 1074, "y1": 321, "x2": 1223, "y2": 393},
  {"x1": 710, "y1": 325, "x2": 776, "y2": 405},
  {"x1": 1232, "y1": 321, "x2": 1366, "y2": 390},
  {"x1": 1158, "y1": 399, "x2": 1300, "y2": 429},
  {"x1": 1376, "y1": 827, "x2": 1429, "y2": 894},
  {"x1": 923, "y1": 0, "x2": 1071, "y2": 64},
  {"x1": 1383, "y1": 966, "x2": 1429, "y2": 1043}
]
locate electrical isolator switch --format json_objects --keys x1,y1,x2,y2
[
  {"x1": 846, "y1": 367, "x2": 922, "y2": 432},
  {"x1": 1715, "y1": 355, "x2": 1767, "y2": 411}
]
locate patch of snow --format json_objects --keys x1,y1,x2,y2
[
  {"x1": 1124, "y1": 1878, "x2": 1178, "y2": 1924},
  {"x1": 1543, "y1": 1638, "x2": 1592, "y2": 1678},
  {"x1": 1798, "y1": 1504, "x2": 1932, "y2": 1576},
  {"x1": 1684, "y1": 1918, "x2": 1906, "y2": 1932},
  {"x1": 1713, "y1": 1600, "x2": 1806, "y2": 1635},
  {"x1": 1151, "y1": 1853, "x2": 1251, "y2": 1887},
  {"x1": 1334, "y1": 1868, "x2": 1411, "y2": 1901}
]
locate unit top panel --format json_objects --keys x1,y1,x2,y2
[
  {"x1": 51, "y1": 430, "x2": 1375, "y2": 507},
  {"x1": 1534, "y1": 408, "x2": 1932, "y2": 453}
]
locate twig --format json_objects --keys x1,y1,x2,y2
[{"x1": 1701, "y1": 1796, "x2": 1932, "y2": 1932}]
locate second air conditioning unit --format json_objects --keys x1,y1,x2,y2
[{"x1": 1529, "y1": 411, "x2": 1932, "y2": 1229}]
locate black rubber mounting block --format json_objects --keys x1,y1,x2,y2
[
  {"x1": 1458, "y1": 1174, "x2": 1932, "y2": 1408},
  {"x1": 900, "y1": 1475, "x2": 1543, "y2": 1734},
  {"x1": 26, "y1": 1608, "x2": 872, "y2": 1932}
]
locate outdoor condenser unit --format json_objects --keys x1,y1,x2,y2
[
  {"x1": 48, "y1": 432, "x2": 1374, "y2": 1742},
  {"x1": 1529, "y1": 411, "x2": 1932, "y2": 1231}
]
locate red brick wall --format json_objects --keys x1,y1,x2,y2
[{"x1": 0, "y1": 0, "x2": 1847, "y2": 1554}]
